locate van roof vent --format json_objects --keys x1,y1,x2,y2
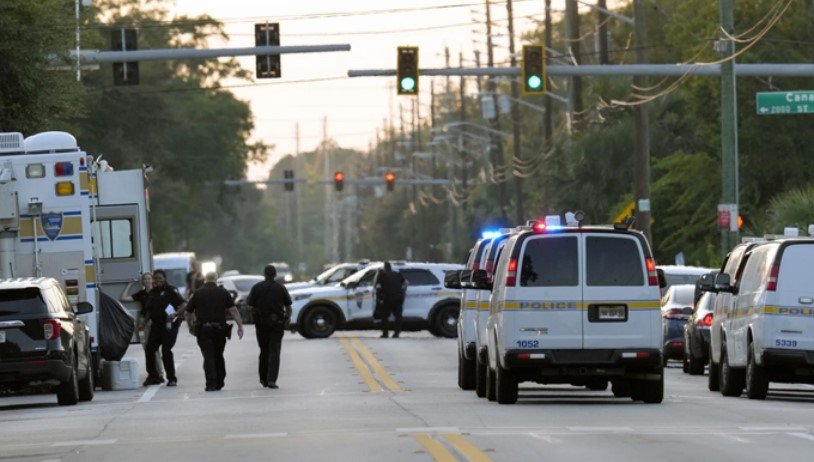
[{"x1": 0, "y1": 132, "x2": 25, "y2": 154}]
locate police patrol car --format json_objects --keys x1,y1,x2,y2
[
  {"x1": 289, "y1": 262, "x2": 463, "y2": 339},
  {"x1": 473, "y1": 216, "x2": 665, "y2": 404},
  {"x1": 703, "y1": 228, "x2": 814, "y2": 399}
]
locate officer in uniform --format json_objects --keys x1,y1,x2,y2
[
  {"x1": 246, "y1": 264, "x2": 292, "y2": 389},
  {"x1": 185, "y1": 272, "x2": 244, "y2": 391},
  {"x1": 374, "y1": 261, "x2": 407, "y2": 338},
  {"x1": 143, "y1": 269, "x2": 186, "y2": 387}
]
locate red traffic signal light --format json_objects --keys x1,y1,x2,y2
[
  {"x1": 385, "y1": 171, "x2": 395, "y2": 191},
  {"x1": 334, "y1": 171, "x2": 345, "y2": 191}
]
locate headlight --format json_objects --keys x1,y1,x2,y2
[
  {"x1": 293, "y1": 293, "x2": 312, "y2": 301},
  {"x1": 285, "y1": 274, "x2": 294, "y2": 283}
]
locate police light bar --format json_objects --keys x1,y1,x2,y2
[
  {"x1": 481, "y1": 230, "x2": 502, "y2": 240},
  {"x1": 544, "y1": 215, "x2": 562, "y2": 228}
]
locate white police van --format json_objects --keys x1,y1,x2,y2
[
  {"x1": 456, "y1": 237, "x2": 494, "y2": 390},
  {"x1": 704, "y1": 231, "x2": 814, "y2": 399},
  {"x1": 289, "y1": 262, "x2": 463, "y2": 338},
  {"x1": 476, "y1": 217, "x2": 664, "y2": 404}
]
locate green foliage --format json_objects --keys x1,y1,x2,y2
[{"x1": 764, "y1": 185, "x2": 814, "y2": 234}]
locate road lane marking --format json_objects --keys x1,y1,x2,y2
[
  {"x1": 566, "y1": 426, "x2": 634, "y2": 433},
  {"x1": 442, "y1": 434, "x2": 492, "y2": 462},
  {"x1": 716, "y1": 433, "x2": 751, "y2": 444},
  {"x1": 350, "y1": 337, "x2": 403, "y2": 392},
  {"x1": 528, "y1": 432, "x2": 561, "y2": 443},
  {"x1": 398, "y1": 427, "x2": 461, "y2": 434},
  {"x1": 414, "y1": 435, "x2": 457, "y2": 462},
  {"x1": 137, "y1": 385, "x2": 161, "y2": 403},
  {"x1": 788, "y1": 433, "x2": 814, "y2": 443},
  {"x1": 52, "y1": 439, "x2": 117, "y2": 447},
  {"x1": 338, "y1": 337, "x2": 383, "y2": 392},
  {"x1": 739, "y1": 426, "x2": 807, "y2": 432},
  {"x1": 224, "y1": 433, "x2": 288, "y2": 440}
]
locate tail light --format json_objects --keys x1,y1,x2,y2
[
  {"x1": 43, "y1": 319, "x2": 61, "y2": 340},
  {"x1": 646, "y1": 258, "x2": 658, "y2": 286},
  {"x1": 472, "y1": 262, "x2": 480, "y2": 271},
  {"x1": 766, "y1": 264, "x2": 780, "y2": 292},
  {"x1": 533, "y1": 222, "x2": 546, "y2": 232},
  {"x1": 698, "y1": 313, "x2": 714, "y2": 327},
  {"x1": 506, "y1": 258, "x2": 518, "y2": 286}
]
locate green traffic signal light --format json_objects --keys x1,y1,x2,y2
[
  {"x1": 527, "y1": 75, "x2": 542, "y2": 90},
  {"x1": 522, "y1": 44, "x2": 546, "y2": 95},
  {"x1": 397, "y1": 46, "x2": 419, "y2": 95},
  {"x1": 400, "y1": 77, "x2": 416, "y2": 92}
]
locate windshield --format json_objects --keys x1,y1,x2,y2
[
  {"x1": 672, "y1": 285, "x2": 695, "y2": 306},
  {"x1": 0, "y1": 288, "x2": 47, "y2": 316},
  {"x1": 317, "y1": 266, "x2": 361, "y2": 284},
  {"x1": 232, "y1": 277, "x2": 263, "y2": 292},
  {"x1": 163, "y1": 269, "x2": 188, "y2": 289},
  {"x1": 342, "y1": 265, "x2": 382, "y2": 284}
]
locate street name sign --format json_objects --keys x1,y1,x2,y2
[{"x1": 756, "y1": 91, "x2": 814, "y2": 115}]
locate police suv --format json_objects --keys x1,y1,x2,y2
[
  {"x1": 289, "y1": 262, "x2": 463, "y2": 338},
  {"x1": 473, "y1": 217, "x2": 665, "y2": 404},
  {"x1": 703, "y1": 230, "x2": 814, "y2": 399}
]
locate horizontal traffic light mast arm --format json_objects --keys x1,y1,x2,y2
[
  {"x1": 349, "y1": 63, "x2": 814, "y2": 78},
  {"x1": 73, "y1": 44, "x2": 351, "y2": 63},
  {"x1": 224, "y1": 178, "x2": 451, "y2": 186}
]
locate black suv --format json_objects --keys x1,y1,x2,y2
[{"x1": 0, "y1": 278, "x2": 94, "y2": 405}]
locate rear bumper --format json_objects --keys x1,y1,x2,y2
[
  {"x1": 502, "y1": 348, "x2": 662, "y2": 379},
  {"x1": 663, "y1": 339, "x2": 686, "y2": 359},
  {"x1": 0, "y1": 359, "x2": 73, "y2": 385},
  {"x1": 761, "y1": 348, "x2": 814, "y2": 367}
]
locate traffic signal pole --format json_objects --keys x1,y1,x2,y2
[{"x1": 507, "y1": 0, "x2": 525, "y2": 224}]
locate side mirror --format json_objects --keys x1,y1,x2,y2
[
  {"x1": 698, "y1": 272, "x2": 717, "y2": 294},
  {"x1": 444, "y1": 271, "x2": 462, "y2": 290},
  {"x1": 656, "y1": 269, "x2": 666, "y2": 289},
  {"x1": 76, "y1": 301, "x2": 93, "y2": 315},
  {"x1": 472, "y1": 269, "x2": 493, "y2": 291},
  {"x1": 459, "y1": 269, "x2": 473, "y2": 288},
  {"x1": 714, "y1": 273, "x2": 733, "y2": 293},
  {"x1": 228, "y1": 290, "x2": 238, "y2": 302}
]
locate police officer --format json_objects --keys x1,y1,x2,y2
[
  {"x1": 374, "y1": 261, "x2": 407, "y2": 338},
  {"x1": 246, "y1": 264, "x2": 292, "y2": 389},
  {"x1": 143, "y1": 269, "x2": 186, "y2": 387},
  {"x1": 185, "y1": 272, "x2": 244, "y2": 391}
]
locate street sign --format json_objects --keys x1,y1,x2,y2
[
  {"x1": 718, "y1": 203, "x2": 738, "y2": 232},
  {"x1": 756, "y1": 91, "x2": 814, "y2": 115},
  {"x1": 614, "y1": 201, "x2": 635, "y2": 224}
]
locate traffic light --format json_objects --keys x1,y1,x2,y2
[
  {"x1": 522, "y1": 44, "x2": 546, "y2": 94},
  {"x1": 283, "y1": 169, "x2": 294, "y2": 191},
  {"x1": 333, "y1": 171, "x2": 345, "y2": 192},
  {"x1": 111, "y1": 29, "x2": 139, "y2": 85},
  {"x1": 385, "y1": 171, "x2": 395, "y2": 192},
  {"x1": 256, "y1": 22, "x2": 281, "y2": 79},
  {"x1": 397, "y1": 47, "x2": 419, "y2": 95}
]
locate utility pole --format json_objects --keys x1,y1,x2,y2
[
  {"x1": 565, "y1": 0, "x2": 583, "y2": 131},
  {"x1": 544, "y1": 0, "x2": 553, "y2": 151},
  {"x1": 720, "y1": 0, "x2": 739, "y2": 254},
  {"x1": 633, "y1": 0, "x2": 652, "y2": 244},
  {"x1": 294, "y1": 122, "x2": 303, "y2": 269},
  {"x1": 597, "y1": 0, "x2": 610, "y2": 65},
  {"x1": 485, "y1": 0, "x2": 509, "y2": 221},
  {"x1": 507, "y1": 0, "x2": 525, "y2": 223},
  {"x1": 459, "y1": 52, "x2": 469, "y2": 217}
]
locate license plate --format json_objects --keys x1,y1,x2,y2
[
  {"x1": 0, "y1": 330, "x2": 5, "y2": 343},
  {"x1": 589, "y1": 304, "x2": 628, "y2": 322}
]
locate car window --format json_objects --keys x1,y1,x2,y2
[
  {"x1": 663, "y1": 273, "x2": 704, "y2": 289},
  {"x1": 357, "y1": 269, "x2": 378, "y2": 286},
  {"x1": 0, "y1": 288, "x2": 48, "y2": 315},
  {"x1": 671, "y1": 286, "x2": 695, "y2": 306},
  {"x1": 400, "y1": 269, "x2": 440, "y2": 286},
  {"x1": 326, "y1": 268, "x2": 357, "y2": 283},
  {"x1": 586, "y1": 236, "x2": 644, "y2": 286},
  {"x1": 233, "y1": 278, "x2": 262, "y2": 292},
  {"x1": 520, "y1": 236, "x2": 579, "y2": 287}
]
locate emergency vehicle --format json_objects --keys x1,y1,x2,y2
[
  {"x1": 0, "y1": 131, "x2": 152, "y2": 380},
  {"x1": 288, "y1": 262, "x2": 463, "y2": 338},
  {"x1": 457, "y1": 236, "x2": 494, "y2": 391},
  {"x1": 474, "y1": 216, "x2": 665, "y2": 404}
]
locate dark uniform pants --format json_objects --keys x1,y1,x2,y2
[
  {"x1": 256, "y1": 326, "x2": 284, "y2": 385},
  {"x1": 381, "y1": 301, "x2": 403, "y2": 336},
  {"x1": 197, "y1": 324, "x2": 227, "y2": 388},
  {"x1": 146, "y1": 322, "x2": 180, "y2": 381}
]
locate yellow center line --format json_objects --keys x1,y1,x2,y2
[
  {"x1": 350, "y1": 337, "x2": 404, "y2": 392},
  {"x1": 338, "y1": 337, "x2": 383, "y2": 393},
  {"x1": 414, "y1": 435, "x2": 457, "y2": 462},
  {"x1": 442, "y1": 434, "x2": 492, "y2": 462}
]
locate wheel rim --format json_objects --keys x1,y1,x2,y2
[
  {"x1": 309, "y1": 309, "x2": 335, "y2": 335},
  {"x1": 438, "y1": 307, "x2": 457, "y2": 336}
]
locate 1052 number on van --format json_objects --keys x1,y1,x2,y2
[{"x1": 516, "y1": 340, "x2": 540, "y2": 348}]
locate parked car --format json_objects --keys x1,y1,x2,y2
[
  {"x1": 217, "y1": 274, "x2": 264, "y2": 323},
  {"x1": 269, "y1": 262, "x2": 294, "y2": 283},
  {"x1": 683, "y1": 291, "x2": 716, "y2": 375},
  {"x1": 661, "y1": 284, "x2": 696, "y2": 365},
  {"x1": 658, "y1": 265, "x2": 712, "y2": 291},
  {"x1": 0, "y1": 278, "x2": 94, "y2": 405},
  {"x1": 286, "y1": 262, "x2": 369, "y2": 292}
]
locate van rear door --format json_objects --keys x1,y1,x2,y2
[
  {"x1": 581, "y1": 234, "x2": 659, "y2": 349},
  {"x1": 772, "y1": 242, "x2": 814, "y2": 351}
]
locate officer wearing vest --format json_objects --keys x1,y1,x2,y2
[
  {"x1": 185, "y1": 272, "x2": 244, "y2": 391},
  {"x1": 246, "y1": 264, "x2": 292, "y2": 389}
]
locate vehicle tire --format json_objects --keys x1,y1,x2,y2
[
  {"x1": 629, "y1": 380, "x2": 643, "y2": 401},
  {"x1": 745, "y1": 344, "x2": 769, "y2": 400},
  {"x1": 486, "y1": 364, "x2": 497, "y2": 402},
  {"x1": 460, "y1": 354, "x2": 476, "y2": 391},
  {"x1": 57, "y1": 363, "x2": 80, "y2": 406},
  {"x1": 586, "y1": 379, "x2": 609, "y2": 391},
  {"x1": 475, "y1": 355, "x2": 488, "y2": 398},
  {"x1": 611, "y1": 380, "x2": 631, "y2": 398},
  {"x1": 682, "y1": 355, "x2": 689, "y2": 373},
  {"x1": 719, "y1": 344, "x2": 745, "y2": 397},
  {"x1": 708, "y1": 355, "x2": 720, "y2": 392},
  {"x1": 687, "y1": 353, "x2": 706, "y2": 376},
  {"x1": 78, "y1": 349, "x2": 94, "y2": 402},
  {"x1": 431, "y1": 305, "x2": 458, "y2": 338},
  {"x1": 300, "y1": 306, "x2": 338, "y2": 339},
  {"x1": 495, "y1": 362, "x2": 518, "y2": 404},
  {"x1": 640, "y1": 372, "x2": 664, "y2": 404}
]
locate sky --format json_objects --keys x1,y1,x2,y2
[{"x1": 172, "y1": 0, "x2": 603, "y2": 180}]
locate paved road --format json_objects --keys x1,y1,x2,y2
[{"x1": 2, "y1": 327, "x2": 814, "y2": 461}]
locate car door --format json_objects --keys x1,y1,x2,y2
[
  {"x1": 346, "y1": 269, "x2": 378, "y2": 321},
  {"x1": 582, "y1": 234, "x2": 657, "y2": 349},
  {"x1": 772, "y1": 242, "x2": 814, "y2": 352},
  {"x1": 400, "y1": 268, "x2": 442, "y2": 319}
]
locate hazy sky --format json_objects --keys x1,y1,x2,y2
[{"x1": 172, "y1": 0, "x2": 600, "y2": 180}]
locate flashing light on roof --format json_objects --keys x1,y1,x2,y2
[
  {"x1": 532, "y1": 222, "x2": 547, "y2": 232},
  {"x1": 481, "y1": 230, "x2": 502, "y2": 240},
  {"x1": 784, "y1": 227, "x2": 800, "y2": 237}
]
